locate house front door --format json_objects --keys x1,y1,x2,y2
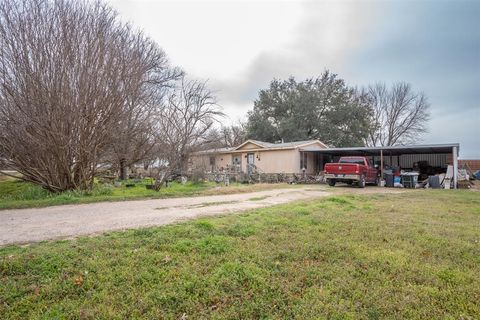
[
  {"x1": 247, "y1": 153, "x2": 254, "y2": 174},
  {"x1": 232, "y1": 155, "x2": 242, "y2": 172}
]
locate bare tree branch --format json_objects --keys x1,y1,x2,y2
[
  {"x1": 151, "y1": 77, "x2": 223, "y2": 189},
  {"x1": 364, "y1": 82, "x2": 430, "y2": 147}
]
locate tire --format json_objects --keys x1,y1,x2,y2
[
  {"x1": 327, "y1": 179, "x2": 336, "y2": 187},
  {"x1": 357, "y1": 175, "x2": 366, "y2": 188}
]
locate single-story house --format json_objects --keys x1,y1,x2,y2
[
  {"x1": 191, "y1": 139, "x2": 461, "y2": 187},
  {"x1": 190, "y1": 139, "x2": 328, "y2": 175}
]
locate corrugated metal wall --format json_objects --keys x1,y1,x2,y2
[
  {"x1": 331, "y1": 153, "x2": 451, "y2": 169},
  {"x1": 372, "y1": 153, "x2": 450, "y2": 168}
]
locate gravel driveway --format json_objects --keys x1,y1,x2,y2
[{"x1": 0, "y1": 186, "x2": 329, "y2": 246}]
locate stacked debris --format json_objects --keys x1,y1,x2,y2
[
  {"x1": 458, "y1": 163, "x2": 477, "y2": 189},
  {"x1": 418, "y1": 164, "x2": 478, "y2": 189}
]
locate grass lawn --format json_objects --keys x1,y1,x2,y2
[
  {"x1": 0, "y1": 178, "x2": 293, "y2": 210},
  {"x1": 1, "y1": 190, "x2": 479, "y2": 319}
]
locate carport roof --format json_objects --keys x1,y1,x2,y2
[{"x1": 300, "y1": 143, "x2": 460, "y2": 156}]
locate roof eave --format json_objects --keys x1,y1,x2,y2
[{"x1": 233, "y1": 139, "x2": 265, "y2": 151}]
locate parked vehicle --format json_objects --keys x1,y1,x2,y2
[{"x1": 324, "y1": 156, "x2": 378, "y2": 188}]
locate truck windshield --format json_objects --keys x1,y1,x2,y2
[{"x1": 339, "y1": 158, "x2": 365, "y2": 165}]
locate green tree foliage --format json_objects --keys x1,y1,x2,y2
[{"x1": 246, "y1": 71, "x2": 372, "y2": 147}]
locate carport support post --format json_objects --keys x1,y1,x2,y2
[
  {"x1": 380, "y1": 149, "x2": 384, "y2": 181},
  {"x1": 453, "y1": 146, "x2": 458, "y2": 189}
]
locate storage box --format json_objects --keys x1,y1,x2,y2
[{"x1": 401, "y1": 173, "x2": 419, "y2": 188}]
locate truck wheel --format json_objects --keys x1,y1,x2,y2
[
  {"x1": 327, "y1": 179, "x2": 336, "y2": 187},
  {"x1": 357, "y1": 175, "x2": 365, "y2": 188}
]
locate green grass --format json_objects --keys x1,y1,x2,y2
[
  {"x1": 1, "y1": 191, "x2": 480, "y2": 319},
  {"x1": 0, "y1": 178, "x2": 292, "y2": 210},
  {"x1": 0, "y1": 190, "x2": 480, "y2": 319}
]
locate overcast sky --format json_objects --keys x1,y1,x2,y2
[{"x1": 108, "y1": 0, "x2": 479, "y2": 159}]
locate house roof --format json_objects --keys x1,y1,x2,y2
[
  {"x1": 194, "y1": 146, "x2": 235, "y2": 155},
  {"x1": 299, "y1": 143, "x2": 460, "y2": 156},
  {"x1": 233, "y1": 139, "x2": 327, "y2": 151},
  {"x1": 194, "y1": 139, "x2": 327, "y2": 155},
  {"x1": 196, "y1": 141, "x2": 460, "y2": 157}
]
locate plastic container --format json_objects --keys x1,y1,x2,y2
[
  {"x1": 385, "y1": 173, "x2": 394, "y2": 187},
  {"x1": 401, "y1": 173, "x2": 418, "y2": 188},
  {"x1": 428, "y1": 176, "x2": 441, "y2": 189}
]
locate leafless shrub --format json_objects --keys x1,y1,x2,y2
[{"x1": 0, "y1": 0, "x2": 179, "y2": 191}]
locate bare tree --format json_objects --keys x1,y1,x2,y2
[
  {"x1": 220, "y1": 122, "x2": 247, "y2": 147},
  {"x1": 107, "y1": 51, "x2": 182, "y2": 180},
  {"x1": 152, "y1": 78, "x2": 223, "y2": 189},
  {"x1": 200, "y1": 121, "x2": 247, "y2": 150},
  {"x1": 198, "y1": 128, "x2": 225, "y2": 150},
  {"x1": 0, "y1": 0, "x2": 178, "y2": 191},
  {"x1": 365, "y1": 82, "x2": 430, "y2": 146}
]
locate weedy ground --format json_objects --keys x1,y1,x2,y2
[
  {"x1": 1, "y1": 190, "x2": 479, "y2": 319},
  {"x1": 0, "y1": 178, "x2": 293, "y2": 210}
]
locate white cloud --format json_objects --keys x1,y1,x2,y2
[
  {"x1": 210, "y1": 1, "x2": 381, "y2": 119},
  {"x1": 107, "y1": 0, "x2": 303, "y2": 78}
]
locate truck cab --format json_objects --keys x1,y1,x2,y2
[{"x1": 324, "y1": 156, "x2": 378, "y2": 188}]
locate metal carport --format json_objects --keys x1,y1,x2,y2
[{"x1": 300, "y1": 143, "x2": 460, "y2": 189}]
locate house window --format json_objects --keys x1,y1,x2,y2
[
  {"x1": 232, "y1": 156, "x2": 241, "y2": 166},
  {"x1": 300, "y1": 152, "x2": 308, "y2": 170},
  {"x1": 209, "y1": 156, "x2": 215, "y2": 166}
]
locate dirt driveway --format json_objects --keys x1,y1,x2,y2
[
  {"x1": 0, "y1": 186, "x2": 332, "y2": 246},
  {"x1": 0, "y1": 185, "x2": 405, "y2": 246}
]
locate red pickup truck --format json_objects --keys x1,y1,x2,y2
[{"x1": 324, "y1": 156, "x2": 378, "y2": 188}]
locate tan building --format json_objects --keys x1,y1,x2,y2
[
  {"x1": 190, "y1": 139, "x2": 328, "y2": 175},
  {"x1": 191, "y1": 139, "x2": 462, "y2": 188}
]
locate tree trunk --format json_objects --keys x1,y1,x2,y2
[
  {"x1": 153, "y1": 171, "x2": 167, "y2": 191},
  {"x1": 119, "y1": 158, "x2": 128, "y2": 180}
]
